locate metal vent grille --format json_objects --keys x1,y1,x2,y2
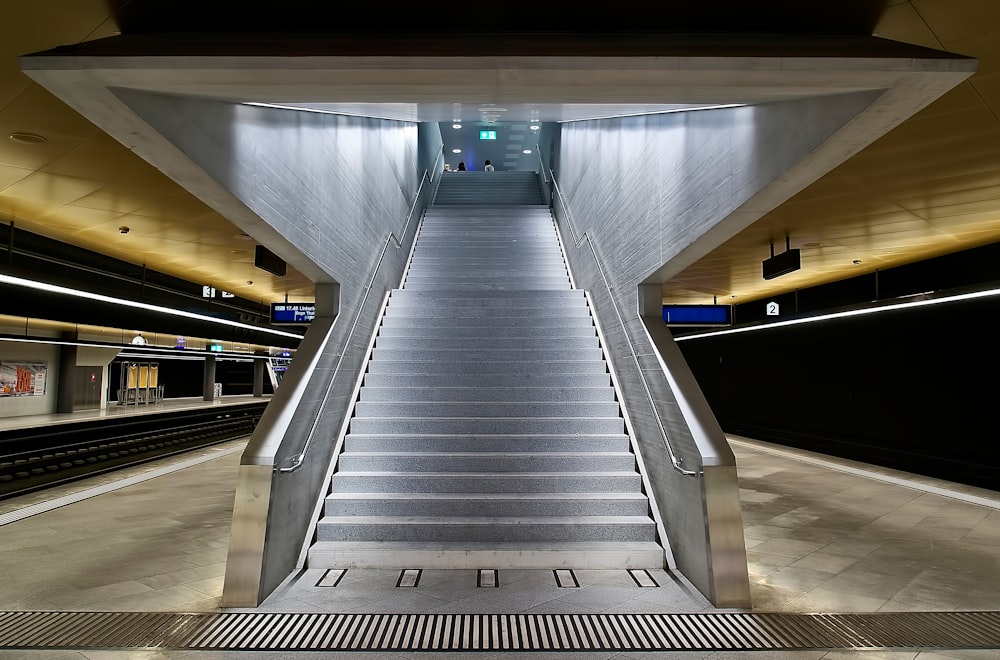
[{"x1": 1, "y1": 610, "x2": 998, "y2": 651}]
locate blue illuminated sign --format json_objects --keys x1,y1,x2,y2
[
  {"x1": 662, "y1": 305, "x2": 731, "y2": 326},
  {"x1": 270, "y1": 302, "x2": 316, "y2": 325}
]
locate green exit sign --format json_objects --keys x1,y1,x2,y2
[{"x1": 479, "y1": 130, "x2": 497, "y2": 140}]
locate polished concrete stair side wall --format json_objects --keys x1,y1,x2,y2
[{"x1": 310, "y1": 198, "x2": 664, "y2": 569}]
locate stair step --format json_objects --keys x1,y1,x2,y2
[
  {"x1": 376, "y1": 326, "x2": 596, "y2": 339},
  {"x1": 316, "y1": 516, "x2": 656, "y2": 542},
  {"x1": 330, "y1": 471, "x2": 641, "y2": 493},
  {"x1": 365, "y1": 360, "x2": 608, "y2": 375},
  {"x1": 389, "y1": 289, "x2": 582, "y2": 299},
  {"x1": 344, "y1": 433, "x2": 630, "y2": 452},
  {"x1": 337, "y1": 451, "x2": 636, "y2": 472},
  {"x1": 358, "y1": 386, "x2": 614, "y2": 402},
  {"x1": 371, "y1": 348, "x2": 604, "y2": 362},
  {"x1": 361, "y1": 373, "x2": 612, "y2": 388},
  {"x1": 374, "y1": 336, "x2": 598, "y2": 350},
  {"x1": 382, "y1": 307, "x2": 589, "y2": 319},
  {"x1": 380, "y1": 315, "x2": 593, "y2": 327},
  {"x1": 403, "y1": 283, "x2": 571, "y2": 292},
  {"x1": 348, "y1": 417, "x2": 625, "y2": 435},
  {"x1": 324, "y1": 492, "x2": 650, "y2": 516},
  {"x1": 353, "y1": 401, "x2": 621, "y2": 418},
  {"x1": 307, "y1": 541, "x2": 665, "y2": 569}
]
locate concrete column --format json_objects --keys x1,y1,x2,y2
[
  {"x1": 253, "y1": 356, "x2": 265, "y2": 398},
  {"x1": 203, "y1": 355, "x2": 217, "y2": 401},
  {"x1": 56, "y1": 340, "x2": 77, "y2": 414}
]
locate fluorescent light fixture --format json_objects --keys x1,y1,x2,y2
[
  {"x1": 674, "y1": 287, "x2": 1000, "y2": 342},
  {"x1": 0, "y1": 273, "x2": 304, "y2": 340},
  {"x1": 243, "y1": 102, "x2": 416, "y2": 122},
  {"x1": 0, "y1": 335, "x2": 278, "y2": 360},
  {"x1": 559, "y1": 103, "x2": 746, "y2": 123}
]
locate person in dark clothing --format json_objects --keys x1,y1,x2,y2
[{"x1": 457, "y1": 161, "x2": 467, "y2": 171}]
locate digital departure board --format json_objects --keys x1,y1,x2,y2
[{"x1": 270, "y1": 302, "x2": 316, "y2": 325}]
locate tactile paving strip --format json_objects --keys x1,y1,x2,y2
[{"x1": 1, "y1": 610, "x2": 999, "y2": 651}]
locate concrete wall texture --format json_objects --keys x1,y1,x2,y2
[
  {"x1": 552, "y1": 94, "x2": 883, "y2": 605},
  {"x1": 117, "y1": 91, "x2": 429, "y2": 602}
]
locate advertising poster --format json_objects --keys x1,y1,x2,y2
[{"x1": 0, "y1": 361, "x2": 48, "y2": 397}]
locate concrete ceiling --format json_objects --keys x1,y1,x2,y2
[{"x1": 2, "y1": 1, "x2": 999, "y2": 315}]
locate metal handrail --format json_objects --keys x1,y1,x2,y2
[
  {"x1": 543, "y1": 158, "x2": 696, "y2": 476},
  {"x1": 276, "y1": 161, "x2": 438, "y2": 473}
]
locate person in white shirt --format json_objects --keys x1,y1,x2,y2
[{"x1": 484, "y1": 159, "x2": 494, "y2": 172}]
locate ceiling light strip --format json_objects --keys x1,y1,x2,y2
[
  {"x1": 558, "y1": 104, "x2": 745, "y2": 123},
  {"x1": 674, "y1": 287, "x2": 1000, "y2": 342},
  {"x1": 0, "y1": 274, "x2": 304, "y2": 340}
]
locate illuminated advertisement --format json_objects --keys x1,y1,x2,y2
[{"x1": 0, "y1": 360, "x2": 48, "y2": 397}]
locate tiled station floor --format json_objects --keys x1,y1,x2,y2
[{"x1": 0, "y1": 431, "x2": 998, "y2": 659}]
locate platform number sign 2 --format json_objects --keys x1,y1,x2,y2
[{"x1": 766, "y1": 301, "x2": 780, "y2": 316}]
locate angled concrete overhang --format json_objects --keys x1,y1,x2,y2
[{"x1": 19, "y1": 32, "x2": 975, "y2": 283}]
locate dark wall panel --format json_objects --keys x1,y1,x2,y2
[{"x1": 678, "y1": 296, "x2": 1000, "y2": 489}]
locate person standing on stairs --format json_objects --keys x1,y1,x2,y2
[{"x1": 484, "y1": 159, "x2": 494, "y2": 172}]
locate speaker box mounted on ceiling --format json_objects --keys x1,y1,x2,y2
[
  {"x1": 762, "y1": 237, "x2": 801, "y2": 280},
  {"x1": 254, "y1": 245, "x2": 286, "y2": 277}
]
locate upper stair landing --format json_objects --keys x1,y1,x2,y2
[{"x1": 434, "y1": 171, "x2": 546, "y2": 206}]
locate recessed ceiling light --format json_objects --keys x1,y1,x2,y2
[
  {"x1": 9, "y1": 132, "x2": 47, "y2": 144},
  {"x1": 452, "y1": 123, "x2": 462, "y2": 129},
  {"x1": 522, "y1": 149, "x2": 532, "y2": 155},
  {"x1": 452, "y1": 148, "x2": 462, "y2": 154},
  {"x1": 529, "y1": 124, "x2": 540, "y2": 131}
]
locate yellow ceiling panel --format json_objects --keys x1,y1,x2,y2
[
  {"x1": 70, "y1": 189, "x2": 150, "y2": 215},
  {"x1": 968, "y1": 72, "x2": 1000, "y2": 118},
  {"x1": 926, "y1": 208, "x2": 1000, "y2": 228},
  {"x1": 0, "y1": 162, "x2": 31, "y2": 190},
  {"x1": 912, "y1": 0, "x2": 1000, "y2": 45},
  {"x1": 0, "y1": 193, "x2": 62, "y2": 222},
  {"x1": 0, "y1": 75, "x2": 31, "y2": 115},
  {"x1": 874, "y1": 2, "x2": 945, "y2": 49},
  {"x1": 908, "y1": 82, "x2": 986, "y2": 122},
  {"x1": 34, "y1": 205, "x2": 126, "y2": 231},
  {"x1": 893, "y1": 185, "x2": 1000, "y2": 213},
  {"x1": 40, "y1": 137, "x2": 178, "y2": 189},
  {"x1": 0, "y1": 84, "x2": 102, "y2": 141},
  {"x1": 0, "y1": 127, "x2": 86, "y2": 171},
  {"x1": 2, "y1": 170, "x2": 102, "y2": 207}
]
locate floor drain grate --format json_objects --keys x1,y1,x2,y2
[
  {"x1": 317, "y1": 569, "x2": 346, "y2": 587},
  {"x1": 477, "y1": 570, "x2": 498, "y2": 588},
  {"x1": 1, "y1": 611, "x2": 999, "y2": 651},
  {"x1": 553, "y1": 569, "x2": 579, "y2": 588},
  {"x1": 628, "y1": 569, "x2": 659, "y2": 587},
  {"x1": 396, "y1": 569, "x2": 421, "y2": 588}
]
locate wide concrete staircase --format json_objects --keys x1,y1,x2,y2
[{"x1": 307, "y1": 173, "x2": 664, "y2": 569}]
